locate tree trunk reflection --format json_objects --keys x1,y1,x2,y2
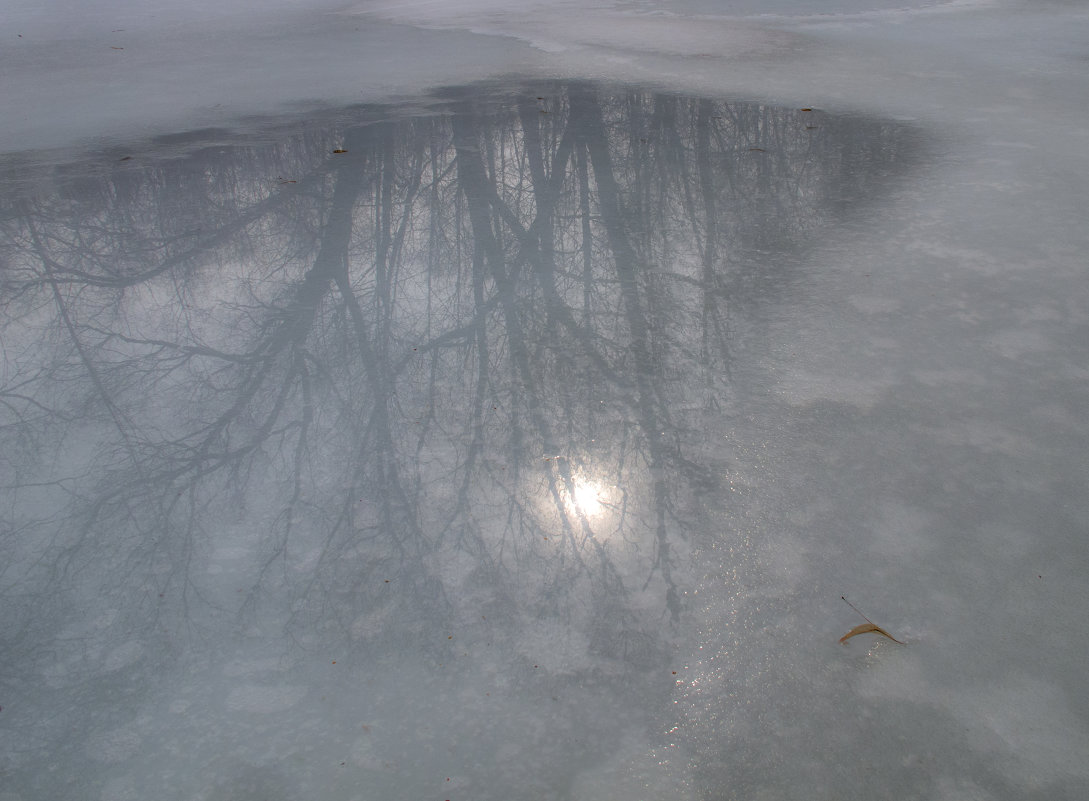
[{"x1": 0, "y1": 83, "x2": 915, "y2": 793}]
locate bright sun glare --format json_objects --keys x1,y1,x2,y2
[{"x1": 569, "y1": 478, "x2": 603, "y2": 517}]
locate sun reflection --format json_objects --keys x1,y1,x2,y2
[
  {"x1": 560, "y1": 474, "x2": 609, "y2": 519},
  {"x1": 571, "y1": 479, "x2": 603, "y2": 517}
]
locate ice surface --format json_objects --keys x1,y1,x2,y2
[{"x1": 3, "y1": 1, "x2": 1089, "y2": 799}]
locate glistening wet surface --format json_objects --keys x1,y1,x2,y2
[{"x1": 0, "y1": 81, "x2": 921, "y2": 799}]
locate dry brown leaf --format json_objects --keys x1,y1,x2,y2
[
  {"x1": 839, "y1": 596, "x2": 905, "y2": 645},
  {"x1": 839, "y1": 622, "x2": 904, "y2": 645}
]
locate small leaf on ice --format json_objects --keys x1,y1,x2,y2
[
  {"x1": 839, "y1": 622, "x2": 903, "y2": 644},
  {"x1": 840, "y1": 622, "x2": 879, "y2": 643},
  {"x1": 840, "y1": 596, "x2": 905, "y2": 644}
]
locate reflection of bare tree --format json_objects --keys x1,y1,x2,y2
[{"x1": 0, "y1": 85, "x2": 913, "y2": 761}]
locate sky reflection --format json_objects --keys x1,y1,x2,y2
[{"x1": 0, "y1": 80, "x2": 918, "y2": 800}]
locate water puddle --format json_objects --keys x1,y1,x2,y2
[{"x1": 0, "y1": 81, "x2": 918, "y2": 799}]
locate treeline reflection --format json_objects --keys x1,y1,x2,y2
[{"x1": 1, "y1": 83, "x2": 913, "y2": 682}]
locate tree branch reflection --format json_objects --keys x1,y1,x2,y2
[{"x1": 1, "y1": 84, "x2": 914, "y2": 680}]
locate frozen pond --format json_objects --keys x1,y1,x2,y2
[
  {"x1": 1, "y1": 82, "x2": 919, "y2": 798},
  {"x1": 3, "y1": 2, "x2": 1089, "y2": 800}
]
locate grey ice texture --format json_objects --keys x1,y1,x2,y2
[{"x1": 2, "y1": 1, "x2": 1088, "y2": 800}]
